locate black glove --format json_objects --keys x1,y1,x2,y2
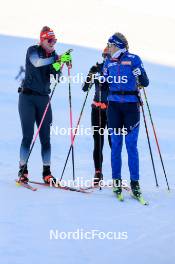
[
  {"x1": 82, "y1": 74, "x2": 92, "y2": 91},
  {"x1": 89, "y1": 65, "x2": 98, "y2": 74}
]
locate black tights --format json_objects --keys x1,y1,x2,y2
[{"x1": 91, "y1": 107, "x2": 111, "y2": 171}]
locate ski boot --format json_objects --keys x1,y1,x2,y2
[
  {"x1": 18, "y1": 164, "x2": 29, "y2": 183},
  {"x1": 93, "y1": 170, "x2": 103, "y2": 185},
  {"x1": 42, "y1": 166, "x2": 57, "y2": 185},
  {"x1": 130, "y1": 180, "x2": 142, "y2": 198},
  {"x1": 113, "y1": 179, "x2": 124, "y2": 201}
]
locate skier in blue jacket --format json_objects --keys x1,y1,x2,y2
[{"x1": 103, "y1": 32, "x2": 149, "y2": 198}]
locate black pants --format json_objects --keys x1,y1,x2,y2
[
  {"x1": 18, "y1": 93, "x2": 52, "y2": 166},
  {"x1": 91, "y1": 106, "x2": 111, "y2": 171}
]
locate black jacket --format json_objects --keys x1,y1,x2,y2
[
  {"x1": 82, "y1": 62, "x2": 109, "y2": 103},
  {"x1": 22, "y1": 45, "x2": 58, "y2": 95}
]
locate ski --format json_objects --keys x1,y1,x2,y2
[
  {"x1": 15, "y1": 180, "x2": 37, "y2": 191},
  {"x1": 29, "y1": 180, "x2": 91, "y2": 194},
  {"x1": 80, "y1": 184, "x2": 101, "y2": 191},
  {"x1": 122, "y1": 185, "x2": 149, "y2": 205},
  {"x1": 131, "y1": 194, "x2": 149, "y2": 205},
  {"x1": 81, "y1": 183, "x2": 130, "y2": 192},
  {"x1": 115, "y1": 192, "x2": 124, "y2": 201}
]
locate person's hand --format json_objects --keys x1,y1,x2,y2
[
  {"x1": 52, "y1": 62, "x2": 62, "y2": 71},
  {"x1": 132, "y1": 67, "x2": 141, "y2": 77},
  {"x1": 60, "y1": 53, "x2": 72, "y2": 63},
  {"x1": 89, "y1": 65, "x2": 98, "y2": 74},
  {"x1": 138, "y1": 85, "x2": 144, "y2": 89}
]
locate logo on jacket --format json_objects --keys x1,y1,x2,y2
[{"x1": 121, "y1": 61, "x2": 131, "y2": 65}]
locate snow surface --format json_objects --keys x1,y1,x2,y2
[{"x1": 1, "y1": 35, "x2": 175, "y2": 264}]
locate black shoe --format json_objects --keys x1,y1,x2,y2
[
  {"x1": 18, "y1": 164, "x2": 29, "y2": 183},
  {"x1": 113, "y1": 179, "x2": 122, "y2": 194},
  {"x1": 93, "y1": 170, "x2": 103, "y2": 185},
  {"x1": 130, "y1": 180, "x2": 142, "y2": 197},
  {"x1": 42, "y1": 166, "x2": 57, "y2": 184}
]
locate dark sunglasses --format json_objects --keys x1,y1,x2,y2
[
  {"x1": 107, "y1": 43, "x2": 116, "y2": 48},
  {"x1": 47, "y1": 38, "x2": 57, "y2": 44}
]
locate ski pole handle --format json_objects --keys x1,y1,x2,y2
[{"x1": 65, "y1": 48, "x2": 73, "y2": 54}]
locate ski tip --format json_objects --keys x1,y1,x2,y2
[
  {"x1": 138, "y1": 197, "x2": 149, "y2": 206},
  {"x1": 15, "y1": 179, "x2": 38, "y2": 191},
  {"x1": 131, "y1": 193, "x2": 149, "y2": 205},
  {"x1": 116, "y1": 194, "x2": 124, "y2": 201},
  {"x1": 15, "y1": 181, "x2": 20, "y2": 186}
]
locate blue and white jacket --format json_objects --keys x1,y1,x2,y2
[
  {"x1": 103, "y1": 51, "x2": 149, "y2": 102},
  {"x1": 22, "y1": 45, "x2": 59, "y2": 95}
]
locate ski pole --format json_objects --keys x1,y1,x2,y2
[
  {"x1": 98, "y1": 82, "x2": 102, "y2": 190},
  {"x1": 60, "y1": 83, "x2": 92, "y2": 181},
  {"x1": 142, "y1": 87, "x2": 170, "y2": 190},
  {"x1": 67, "y1": 62, "x2": 75, "y2": 181},
  {"x1": 136, "y1": 87, "x2": 159, "y2": 187},
  {"x1": 141, "y1": 102, "x2": 159, "y2": 187}
]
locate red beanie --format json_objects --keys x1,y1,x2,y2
[{"x1": 40, "y1": 26, "x2": 56, "y2": 42}]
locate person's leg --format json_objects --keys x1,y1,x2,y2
[
  {"x1": 18, "y1": 94, "x2": 35, "y2": 166},
  {"x1": 91, "y1": 107, "x2": 104, "y2": 183},
  {"x1": 107, "y1": 102, "x2": 123, "y2": 180},
  {"x1": 123, "y1": 103, "x2": 140, "y2": 182},
  {"x1": 100, "y1": 109, "x2": 107, "y2": 155},
  {"x1": 35, "y1": 95, "x2": 52, "y2": 167},
  {"x1": 34, "y1": 95, "x2": 56, "y2": 184},
  {"x1": 18, "y1": 94, "x2": 35, "y2": 182},
  {"x1": 91, "y1": 107, "x2": 106, "y2": 171},
  {"x1": 105, "y1": 109, "x2": 112, "y2": 148}
]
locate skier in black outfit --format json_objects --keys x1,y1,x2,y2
[
  {"x1": 82, "y1": 48, "x2": 111, "y2": 184},
  {"x1": 18, "y1": 26, "x2": 72, "y2": 184}
]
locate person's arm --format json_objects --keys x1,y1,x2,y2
[
  {"x1": 82, "y1": 65, "x2": 99, "y2": 92},
  {"x1": 103, "y1": 59, "x2": 109, "y2": 79},
  {"x1": 132, "y1": 55, "x2": 149, "y2": 87},
  {"x1": 28, "y1": 47, "x2": 57, "y2": 67}
]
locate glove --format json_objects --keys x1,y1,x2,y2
[
  {"x1": 89, "y1": 62, "x2": 101, "y2": 74},
  {"x1": 89, "y1": 65, "x2": 98, "y2": 74},
  {"x1": 60, "y1": 53, "x2": 72, "y2": 63},
  {"x1": 132, "y1": 67, "x2": 141, "y2": 77},
  {"x1": 52, "y1": 61, "x2": 62, "y2": 71},
  {"x1": 138, "y1": 85, "x2": 144, "y2": 89}
]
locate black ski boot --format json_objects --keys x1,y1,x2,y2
[
  {"x1": 43, "y1": 166, "x2": 57, "y2": 185},
  {"x1": 130, "y1": 180, "x2": 142, "y2": 198},
  {"x1": 18, "y1": 164, "x2": 29, "y2": 183},
  {"x1": 93, "y1": 170, "x2": 103, "y2": 185}
]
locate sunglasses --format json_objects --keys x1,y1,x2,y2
[
  {"x1": 47, "y1": 38, "x2": 57, "y2": 44},
  {"x1": 107, "y1": 43, "x2": 116, "y2": 48}
]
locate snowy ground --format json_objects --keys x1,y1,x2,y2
[{"x1": 1, "y1": 35, "x2": 175, "y2": 264}]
